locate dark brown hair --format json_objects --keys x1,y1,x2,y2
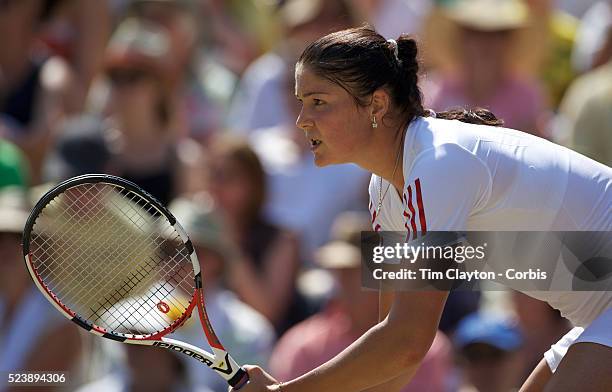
[
  {"x1": 210, "y1": 136, "x2": 266, "y2": 224},
  {"x1": 297, "y1": 25, "x2": 503, "y2": 128}
]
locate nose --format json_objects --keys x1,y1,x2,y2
[{"x1": 295, "y1": 107, "x2": 312, "y2": 131}]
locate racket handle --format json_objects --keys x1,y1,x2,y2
[{"x1": 229, "y1": 367, "x2": 249, "y2": 390}]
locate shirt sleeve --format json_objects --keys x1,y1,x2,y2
[{"x1": 403, "y1": 143, "x2": 492, "y2": 234}]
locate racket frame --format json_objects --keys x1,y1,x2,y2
[{"x1": 22, "y1": 174, "x2": 248, "y2": 388}]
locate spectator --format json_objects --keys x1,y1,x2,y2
[
  {"x1": 100, "y1": 17, "x2": 184, "y2": 205},
  {"x1": 42, "y1": 114, "x2": 114, "y2": 182},
  {"x1": 206, "y1": 136, "x2": 307, "y2": 334},
  {"x1": 197, "y1": 0, "x2": 279, "y2": 77},
  {"x1": 0, "y1": 0, "x2": 77, "y2": 184},
  {"x1": 425, "y1": 0, "x2": 548, "y2": 136},
  {"x1": 570, "y1": 75, "x2": 612, "y2": 165},
  {"x1": 571, "y1": 1, "x2": 612, "y2": 73},
  {"x1": 37, "y1": 0, "x2": 111, "y2": 113},
  {"x1": 0, "y1": 140, "x2": 29, "y2": 189},
  {"x1": 75, "y1": 344, "x2": 214, "y2": 392},
  {"x1": 511, "y1": 0, "x2": 579, "y2": 109},
  {"x1": 556, "y1": 0, "x2": 602, "y2": 18},
  {"x1": 348, "y1": 0, "x2": 432, "y2": 39},
  {"x1": 169, "y1": 197, "x2": 276, "y2": 392},
  {"x1": 0, "y1": 188, "x2": 82, "y2": 387},
  {"x1": 453, "y1": 313, "x2": 525, "y2": 392},
  {"x1": 270, "y1": 240, "x2": 452, "y2": 392},
  {"x1": 128, "y1": 0, "x2": 232, "y2": 143},
  {"x1": 556, "y1": 26, "x2": 612, "y2": 158},
  {"x1": 227, "y1": 0, "x2": 356, "y2": 133}
]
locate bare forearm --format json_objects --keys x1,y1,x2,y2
[
  {"x1": 361, "y1": 371, "x2": 416, "y2": 392},
  {"x1": 358, "y1": 291, "x2": 414, "y2": 392},
  {"x1": 520, "y1": 358, "x2": 552, "y2": 392},
  {"x1": 282, "y1": 319, "x2": 425, "y2": 392}
]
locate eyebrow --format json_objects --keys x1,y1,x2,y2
[{"x1": 295, "y1": 91, "x2": 330, "y2": 99}]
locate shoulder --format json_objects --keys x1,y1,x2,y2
[
  {"x1": 409, "y1": 142, "x2": 486, "y2": 176},
  {"x1": 408, "y1": 141, "x2": 492, "y2": 196},
  {"x1": 404, "y1": 142, "x2": 492, "y2": 229}
]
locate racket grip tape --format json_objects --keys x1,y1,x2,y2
[{"x1": 229, "y1": 367, "x2": 249, "y2": 389}]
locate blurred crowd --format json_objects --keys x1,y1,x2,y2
[{"x1": 1, "y1": 0, "x2": 610, "y2": 391}]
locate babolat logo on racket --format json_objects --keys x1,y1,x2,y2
[
  {"x1": 157, "y1": 301, "x2": 170, "y2": 313},
  {"x1": 152, "y1": 342, "x2": 214, "y2": 366}
]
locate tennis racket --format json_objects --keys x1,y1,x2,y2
[{"x1": 22, "y1": 174, "x2": 249, "y2": 389}]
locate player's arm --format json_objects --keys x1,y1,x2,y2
[
  {"x1": 275, "y1": 291, "x2": 448, "y2": 392},
  {"x1": 519, "y1": 358, "x2": 553, "y2": 392},
  {"x1": 356, "y1": 144, "x2": 491, "y2": 392},
  {"x1": 359, "y1": 291, "x2": 415, "y2": 392}
]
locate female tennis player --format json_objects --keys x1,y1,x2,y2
[{"x1": 232, "y1": 26, "x2": 612, "y2": 392}]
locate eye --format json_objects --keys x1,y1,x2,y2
[{"x1": 313, "y1": 98, "x2": 325, "y2": 106}]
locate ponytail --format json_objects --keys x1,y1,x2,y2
[{"x1": 426, "y1": 108, "x2": 504, "y2": 127}]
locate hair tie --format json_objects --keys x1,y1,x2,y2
[
  {"x1": 426, "y1": 109, "x2": 437, "y2": 118},
  {"x1": 387, "y1": 38, "x2": 399, "y2": 62}
]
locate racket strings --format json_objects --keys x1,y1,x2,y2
[
  {"x1": 34, "y1": 186, "x2": 116, "y2": 294},
  {"x1": 30, "y1": 182, "x2": 196, "y2": 337},
  {"x1": 40, "y1": 186, "x2": 191, "y2": 334},
  {"x1": 88, "y1": 253, "x2": 192, "y2": 335},
  {"x1": 88, "y1": 257, "x2": 169, "y2": 332},
  {"x1": 41, "y1": 190, "x2": 165, "y2": 307}
]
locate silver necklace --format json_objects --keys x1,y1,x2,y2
[{"x1": 377, "y1": 139, "x2": 403, "y2": 216}]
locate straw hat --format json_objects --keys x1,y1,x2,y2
[
  {"x1": 329, "y1": 211, "x2": 371, "y2": 247},
  {"x1": 105, "y1": 18, "x2": 173, "y2": 76},
  {"x1": 315, "y1": 241, "x2": 362, "y2": 270},
  {"x1": 446, "y1": 0, "x2": 529, "y2": 32}
]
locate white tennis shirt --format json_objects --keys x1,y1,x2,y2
[{"x1": 368, "y1": 116, "x2": 612, "y2": 327}]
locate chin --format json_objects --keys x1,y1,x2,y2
[
  {"x1": 312, "y1": 151, "x2": 337, "y2": 167},
  {"x1": 314, "y1": 151, "x2": 352, "y2": 167},
  {"x1": 313, "y1": 156, "x2": 330, "y2": 167}
]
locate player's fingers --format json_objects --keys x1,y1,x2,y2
[{"x1": 229, "y1": 365, "x2": 279, "y2": 391}]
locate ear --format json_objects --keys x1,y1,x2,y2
[{"x1": 370, "y1": 88, "x2": 391, "y2": 123}]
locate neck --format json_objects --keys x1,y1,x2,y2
[{"x1": 353, "y1": 121, "x2": 408, "y2": 191}]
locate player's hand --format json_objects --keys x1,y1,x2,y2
[{"x1": 230, "y1": 365, "x2": 282, "y2": 392}]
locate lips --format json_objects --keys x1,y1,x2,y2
[{"x1": 309, "y1": 138, "x2": 322, "y2": 151}]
